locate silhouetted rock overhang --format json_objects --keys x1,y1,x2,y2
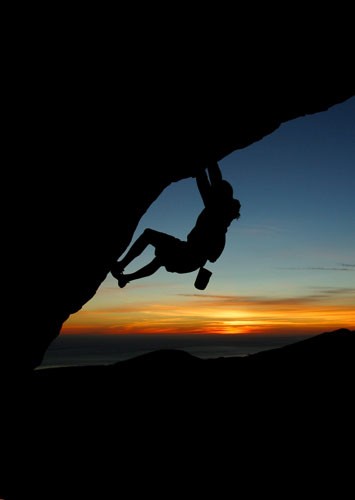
[{"x1": 5, "y1": 68, "x2": 354, "y2": 370}]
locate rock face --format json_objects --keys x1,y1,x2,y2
[{"x1": 4, "y1": 64, "x2": 354, "y2": 370}]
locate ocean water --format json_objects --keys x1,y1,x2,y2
[{"x1": 38, "y1": 333, "x2": 311, "y2": 369}]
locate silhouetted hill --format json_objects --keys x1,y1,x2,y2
[
  {"x1": 244, "y1": 328, "x2": 354, "y2": 396},
  {"x1": 2, "y1": 329, "x2": 353, "y2": 499},
  {"x1": 29, "y1": 328, "x2": 354, "y2": 402},
  {"x1": 245, "y1": 327, "x2": 354, "y2": 373},
  {"x1": 251, "y1": 327, "x2": 353, "y2": 359}
]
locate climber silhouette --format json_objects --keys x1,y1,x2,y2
[{"x1": 111, "y1": 162, "x2": 241, "y2": 289}]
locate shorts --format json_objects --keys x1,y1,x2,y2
[{"x1": 154, "y1": 234, "x2": 206, "y2": 273}]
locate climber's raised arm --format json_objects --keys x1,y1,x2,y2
[
  {"x1": 196, "y1": 169, "x2": 211, "y2": 207},
  {"x1": 207, "y1": 161, "x2": 223, "y2": 185}
]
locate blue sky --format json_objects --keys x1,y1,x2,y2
[{"x1": 63, "y1": 96, "x2": 355, "y2": 337}]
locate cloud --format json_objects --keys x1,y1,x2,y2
[
  {"x1": 276, "y1": 266, "x2": 355, "y2": 271},
  {"x1": 308, "y1": 286, "x2": 355, "y2": 297},
  {"x1": 179, "y1": 287, "x2": 355, "y2": 306}
]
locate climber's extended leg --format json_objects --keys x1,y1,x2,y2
[
  {"x1": 117, "y1": 257, "x2": 162, "y2": 288},
  {"x1": 112, "y1": 228, "x2": 162, "y2": 279}
]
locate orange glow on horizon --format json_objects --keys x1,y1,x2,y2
[{"x1": 61, "y1": 292, "x2": 355, "y2": 337}]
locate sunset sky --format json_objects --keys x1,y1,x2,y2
[{"x1": 63, "y1": 97, "x2": 355, "y2": 338}]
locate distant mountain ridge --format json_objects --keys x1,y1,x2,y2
[{"x1": 32, "y1": 328, "x2": 354, "y2": 384}]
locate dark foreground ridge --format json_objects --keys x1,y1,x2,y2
[{"x1": 2, "y1": 329, "x2": 353, "y2": 499}]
